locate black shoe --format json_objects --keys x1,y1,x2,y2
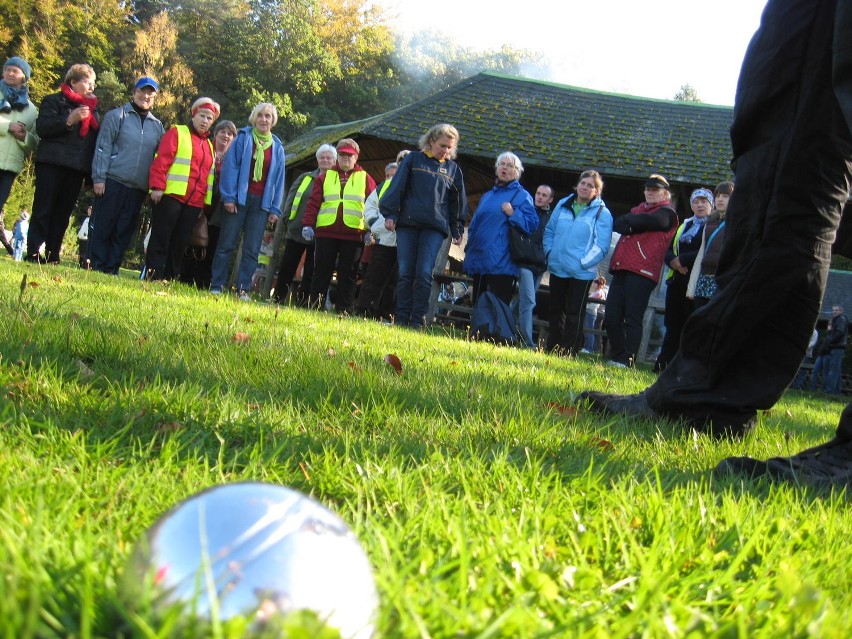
[
  {"x1": 579, "y1": 390, "x2": 755, "y2": 438},
  {"x1": 579, "y1": 391, "x2": 657, "y2": 418},
  {"x1": 715, "y1": 438, "x2": 852, "y2": 489}
]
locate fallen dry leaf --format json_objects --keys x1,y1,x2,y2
[
  {"x1": 327, "y1": 348, "x2": 336, "y2": 356},
  {"x1": 52, "y1": 275, "x2": 62, "y2": 282},
  {"x1": 28, "y1": 281, "x2": 39, "y2": 288},
  {"x1": 347, "y1": 361, "x2": 362, "y2": 372},
  {"x1": 590, "y1": 436, "x2": 615, "y2": 451},
  {"x1": 545, "y1": 401, "x2": 579, "y2": 418},
  {"x1": 384, "y1": 353, "x2": 403, "y2": 374},
  {"x1": 232, "y1": 332, "x2": 251, "y2": 343},
  {"x1": 156, "y1": 421, "x2": 184, "y2": 433}
]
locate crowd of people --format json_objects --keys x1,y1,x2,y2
[{"x1": 3, "y1": 0, "x2": 852, "y2": 487}]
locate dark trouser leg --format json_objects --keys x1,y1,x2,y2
[
  {"x1": 146, "y1": 196, "x2": 182, "y2": 280},
  {"x1": 564, "y1": 278, "x2": 593, "y2": 354},
  {"x1": 274, "y1": 239, "x2": 308, "y2": 302},
  {"x1": 546, "y1": 275, "x2": 569, "y2": 352},
  {"x1": 646, "y1": 0, "x2": 852, "y2": 431},
  {"x1": 309, "y1": 237, "x2": 339, "y2": 307},
  {"x1": 333, "y1": 239, "x2": 363, "y2": 312},
  {"x1": 28, "y1": 163, "x2": 82, "y2": 261},
  {"x1": 472, "y1": 274, "x2": 515, "y2": 306},
  {"x1": 356, "y1": 244, "x2": 397, "y2": 316},
  {"x1": 656, "y1": 275, "x2": 693, "y2": 370},
  {"x1": 165, "y1": 203, "x2": 201, "y2": 280},
  {"x1": 0, "y1": 171, "x2": 17, "y2": 255}
]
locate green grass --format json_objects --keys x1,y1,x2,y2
[{"x1": 1, "y1": 261, "x2": 851, "y2": 638}]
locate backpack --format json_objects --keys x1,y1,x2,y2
[{"x1": 470, "y1": 291, "x2": 519, "y2": 345}]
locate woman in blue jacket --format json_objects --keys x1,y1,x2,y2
[
  {"x1": 543, "y1": 170, "x2": 613, "y2": 354},
  {"x1": 464, "y1": 152, "x2": 538, "y2": 305},
  {"x1": 210, "y1": 102, "x2": 285, "y2": 300}
]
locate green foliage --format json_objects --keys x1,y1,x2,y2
[
  {"x1": 674, "y1": 83, "x2": 703, "y2": 103},
  {"x1": 1, "y1": 265, "x2": 852, "y2": 637}
]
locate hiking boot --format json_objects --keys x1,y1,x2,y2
[
  {"x1": 579, "y1": 391, "x2": 657, "y2": 418},
  {"x1": 579, "y1": 390, "x2": 756, "y2": 438},
  {"x1": 714, "y1": 404, "x2": 852, "y2": 489}
]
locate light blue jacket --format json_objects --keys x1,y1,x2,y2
[
  {"x1": 464, "y1": 180, "x2": 538, "y2": 276},
  {"x1": 543, "y1": 194, "x2": 613, "y2": 280},
  {"x1": 219, "y1": 126, "x2": 286, "y2": 217}
]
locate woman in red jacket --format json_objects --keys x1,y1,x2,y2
[{"x1": 145, "y1": 97, "x2": 220, "y2": 280}]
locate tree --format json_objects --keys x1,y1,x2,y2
[{"x1": 674, "y1": 83, "x2": 703, "y2": 102}]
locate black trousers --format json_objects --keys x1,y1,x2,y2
[
  {"x1": 309, "y1": 236, "x2": 363, "y2": 312},
  {"x1": 546, "y1": 275, "x2": 592, "y2": 354},
  {"x1": 655, "y1": 274, "x2": 694, "y2": 370},
  {"x1": 646, "y1": 0, "x2": 852, "y2": 430},
  {"x1": 180, "y1": 224, "x2": 220, "y2": 289},
  {"x1": 356, "y1": 243, "x2": 398, "y2": 318},
  {"x1": 602, "y1": 271, "x2": 657, "y2": 364},
  {"x1": 274, "y1": 238, "x2": 315, "y2": 302},
  {"x1": 27, "y1": 163, "x2": 86, "y2": 262},
  {"x1": 145, "y1": 196, "x2": 202, "y2": 281}
]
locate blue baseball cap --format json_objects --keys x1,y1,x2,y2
[{"x1": 134, "y1": 76, "x2": 159, "y2": 92}]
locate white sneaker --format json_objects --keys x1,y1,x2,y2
[
  {"x1": 238, "y1": 291, "x2": 251, "y2": 302},
  {"x1": 607, "y1": 359, "x2": 629, "y2": 369},
  {"x1": 578, "y1": 348, "x2": 592, "y2": 355},
  {"x1": 209, "y1": 287, "x2": 222, "y2": 295}
]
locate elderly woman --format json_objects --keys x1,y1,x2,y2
[
  {"x1": 26, "y1": 63, "x2": 99, "y2": 263},
  {"x1": 464, "y1": 152, "x2": 538, "y2": 305},
  {"x1": 654, "y1": 187, "x2": 714, "y2": 372},
  {"x1": 271, "y1": 143, "x2": 337, "y2": 304},
  {"x1": 180, "y1": 119, "x2": 237, "y2": 288},
  {"x1": 210, "y1": 102, "x2": 285, "y2": 300},
  {"x1": 543, "y1": 170, "x2": 613, "y2": 355},
  {"x1": 144, "y1": 98, "x2": 220, "y2": 281},
  {"x1": 301, "y1": 138, "x2": 377, "y2": 312},
  {"x1": 0, "y1": 56, "x2": 38, "y2": 256},
  {"x1": 380, "y1": 123, "x2": 467, "y2": 328},
  {"x1": 603, "y1": 174, "x2": 679, "y2": 368}
]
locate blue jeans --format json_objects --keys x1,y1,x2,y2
[
  {"x1": 395, "y1": 227, "x2": 445, "y2": 327},
  {"x1": 211, "y1": 194, "x2": 268, "y2": 292},
  {"x1": 825, "y1": 348, "x2": 845, "y2": 394},
  {"x1": 510, "y1": 267, "x2": 542, "y2": 347},
  {"x1": 583, "y1": 311, "x2": 598, "y2": 352}
]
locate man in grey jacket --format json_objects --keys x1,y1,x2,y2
[{"x1": 86, "y1": 77, "x2": 164, "y2": 273}]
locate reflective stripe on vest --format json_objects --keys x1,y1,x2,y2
[
  {"x1": 664, "y1": 222, "x2": 687, "y2": 281},
  {"x1": 288, "y1": 174, "x2": 315, "y2": 220},
  {"x1": 162, "y1": 125, "x2": 215, "y2": 205},
  {"x1": 317, "y1": 171, "x2": 368, "y2": 230}
]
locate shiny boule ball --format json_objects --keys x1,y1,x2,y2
[{"x1": 122, "y1": 482, "x2": 378, "y2": 638}]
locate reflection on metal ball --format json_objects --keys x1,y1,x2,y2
[{"x1": 122, "y1": 482, "x2": 378, "y2": 638}]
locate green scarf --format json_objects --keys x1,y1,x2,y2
[{"x1": 251, "y1": 128, "x2": 273, "y2": 182}]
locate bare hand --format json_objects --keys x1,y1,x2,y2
[
  {"x1": 9, "y1": 122, "x2": 26, "y2": 141},
  {"x1": 384, "y1": 218, "x2": 396, "y2": 231},
  {"x1": 93, "y1": 182, "x2": 106, "y2": 196},
  {"x1": 224, "y1": 202, "x2": 237, "y2": 214},
  {"x1": 501, "y1": 202, "x2": 514, "y2": 216},
  {"x1": 266, "y1": 213, "x2": 278, "y2": 226},
  {"x1": 150, "y1": 190, "x2": 163, "y2": 205},
  {"x1": 452, "y1": 236, "x2": 463, "y2": 246},
  {"x1": 68, "y1": 106, "x2": 90, "y2": 126}
]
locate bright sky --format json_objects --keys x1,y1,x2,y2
[{"x1": 379, "y1": 0, "x2": 768, "y2": 106}]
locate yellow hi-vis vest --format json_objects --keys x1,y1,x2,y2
[
  {"x1": 288, "y1": 173, "x2": 315, "y2": 220},
  {"x1": 377, "y1": 178, "x2": 392, "y2": 200},
  {"x1": 664, "y1": 221, "x2": 687, "y2": 281},
  {"x1": 317, "y1": 170, "x2": 367, "y2": 230},
  {"x1": 162, "y1": 125, "x2": 215, "y2": 205}
]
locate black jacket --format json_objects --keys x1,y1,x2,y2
[{"x1": 35, "y1": 92, "x2": 99, "y2": 174}]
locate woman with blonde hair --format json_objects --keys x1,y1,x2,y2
[
  {"x1": 210, "y1": 102, "x2": 285, "y2": 300},
  {"x1": 145, "y1": 97, "x2": 220, "y2": 280},
  {"x1": 380, "y1": 123, "x2": 467, "y2": 327}
]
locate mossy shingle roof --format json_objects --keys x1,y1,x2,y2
[{"x1": 285, "y1": 71, "x2": 734, "y2": 186}]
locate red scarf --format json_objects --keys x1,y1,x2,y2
[{"x1": 61, "y1": 84, "x2": 100, "y2": 137}]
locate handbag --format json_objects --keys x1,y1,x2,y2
[
  {"x1": 190, "y1": 213, "x2": 209, "y2": 248},
  {"x1": 509, "y1": 226, "x2": 546, "y2": 271}
]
